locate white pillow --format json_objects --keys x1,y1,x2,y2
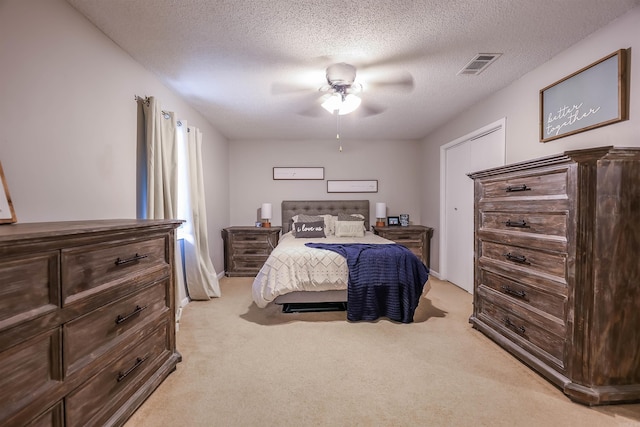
[
  {"x1": 334, "y1": 220, "x2": 365, "y2": 237},
  {"x1": 337, "y1": 213, "x2": 365, "y2": 221},
  {"x1": 322, "y1": 214, "x2": 336, "y2": 235}
]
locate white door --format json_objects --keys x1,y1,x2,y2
[
  {"x1": 444, "y1": 142, "x2": 474, "y2": 292},
  {"x1": 441, "y1": 120, "x2": 505, "y2": 293}
]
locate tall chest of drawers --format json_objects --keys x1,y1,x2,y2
[
  {"x1": 0, "y1": 219, "x2": 182, "y2": 426},
  {"x1": 469, "y1": 146, "x2": 640, "y2": 405}
]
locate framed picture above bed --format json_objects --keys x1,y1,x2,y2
[
  {"x1": 327, "y1": 180, "x2": 378, "y2": 193},
  {"x1": 273, "y1": 167, "x2": 324, "y2": 180}
]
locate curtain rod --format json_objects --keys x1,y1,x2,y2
[
  {"x1": 135, "y1": 95, "x2": 150, "y2": 105},
  {"x1": 135, "y1": 95, "x2": 185, "y2": 128}
]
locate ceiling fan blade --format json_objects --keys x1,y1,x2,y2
[
  {"x1": 271, "y1": 82, "x2": 313, "y2": 95},
  {"x1": 366, "y1": 71, "x2": 414, "y2": 92},
  {"x1": 355, "y1": 99, "x2": 386, "y2": 117},
  {"x1": 357, "y1": 48, "x2": 428, "y2": 69},
  {"x1": 297, "y1": 103, "x2": 327, "y2": 117}
]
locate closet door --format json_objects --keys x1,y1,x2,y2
[{"x1": 443, "y1": 127, "x2": 504, "y2": 293}]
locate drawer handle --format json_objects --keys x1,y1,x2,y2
[
  {"x1": 504, "y1": 317, "x2": 526, "y2": 334},
  {"x1": 505, "y1": 220, "x2": 528, "y2": 228},
  {"x1": 504, "y1": 252, "x2": 530, "y2": 265},
  {"x1": 505, "y1": 184, "x2": 531, "y2": 192},
  {"x1": 501, "y1": 285, "x2": 527, "y2": 299},
  {"x1": 117, "y1": 356, "x2": 147, "y2": 382},
  {"x1": 115, "y1": 253, "x2": 148, "y2": 266},
  {"x1": 115, "y1": 305, "x2": 148, "y2": 324}
]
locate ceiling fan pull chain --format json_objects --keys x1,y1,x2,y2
[{"x1": 336, "y1": 114, "x2": 343, "y2": 152}]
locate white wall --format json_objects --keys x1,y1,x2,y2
[
  {"x1": 0, "y1": 0, "x2": 230, "y2": 273},
  {"x1": 229, "y1": 139, "x2": 422, "y2": 229},
  {"x1": 420, "y1": 6, "x2": 640, "y2": 274}
]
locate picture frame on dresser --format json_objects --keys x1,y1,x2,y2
[
  {"x1": 387, "y1": 216, "x2": 400, "y2": 226},
  {"x1": 0, "y1": 161, "x2": 17, "y2": 224}
]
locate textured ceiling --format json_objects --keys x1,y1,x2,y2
[{"x1": 66, "y1": 0, "x2": 639, "y2": 141}]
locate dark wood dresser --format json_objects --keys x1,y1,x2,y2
[
  {"x1": 469, "y1": 146, "x2": 640, "y2": 405},
  {"x1": 222, "y1": 226, "x2": 281, "y2": 276},
  {"x1": 372, "y1": 225, "x2": 433, "y2": 267},
  {"x1": 0, "y1": 219, "x2": 182, "y2": 426}
]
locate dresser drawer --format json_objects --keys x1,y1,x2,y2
[
  {"x1": 230, "y1": 232, "x2": 274, "y2": 244},
  {"x1": 27, "y1": 401, "x2": 64, "y2": 427},
  {"x1": 231, "y1": 242, "x2": 272, "y2": 255},
  {"x1": 379, "y1": 230, "x2": 424, "y2": 242},
  {"x1": 476, "y1": 289, "x2": 565, "y2": 366},
  {"x1": 404, "y1": 245, "x2": 424, "y2": 260},
  {"x1": 0, "y1": 329, "x2": 62, "y2": 426},
  {"x1": 479, "y1": 169, "x2": 568, "y2": 200},
  {"x1": 65, "y1": 322, "x2": 171, "y2": 427},
  {"x1": 382, "y1": 235, "x2": 423, "y2": 255},
  {"x1": 480, "y1": 212, "x2": 567, "y2": 238},
  {"x1": 63, "y1": 280, "x2": 169, "y2": 377},
  {"x1": 231, "y1": 255, "x2": 270, "y2": 273},
  {"x1": 479, "y1": 270, "x2": 566, "y2": 320},
  {"x1": 61, "y1": 236, "x2": 169, "y2": 306},
  {"x1": 480, "y1": 240, "x2": 566, "y2": 280},
  {"x1": 0, "y1": 252, "x2": 59, "y2": 332}
]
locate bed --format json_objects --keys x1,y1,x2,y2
[{"x1": 251, "y1": 200, "x2": 430, "y2": 322}]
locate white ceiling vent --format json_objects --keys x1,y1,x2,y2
[{"x1": 457, "y1": 53, "x2": 502, "y2": 75}]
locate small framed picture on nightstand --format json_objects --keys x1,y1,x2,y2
[{"x1": 387, "y1": 216, "x2": 400, "y2": 226}]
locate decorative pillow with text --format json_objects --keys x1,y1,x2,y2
[
  {"x1": 291, "y1": 214, "x2": 323, "y2": 236},
  {"x1": 293, "y1": 221, "x2": 326, "y2": 238}
]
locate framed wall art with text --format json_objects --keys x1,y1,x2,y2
[{"x1": 540, "y1": 49, "x2": 628, "y2": 142}]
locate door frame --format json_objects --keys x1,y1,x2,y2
[{"x1": 439, "y1": 117, "x2": 506, "y2": 287}]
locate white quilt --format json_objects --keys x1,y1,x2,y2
[{"x1": 252, "y1": 231, "x2": 393, "y2": 307}]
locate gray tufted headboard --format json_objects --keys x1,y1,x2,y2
[{"x1": 281, "y1": 200, "x2": 370, "y2": 233}]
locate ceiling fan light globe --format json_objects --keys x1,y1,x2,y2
[
  {"x1": 321, "y1": 93, "x2": 343, "y2": 113},
  {"x1": 321, "y1": 93, "x2": 361, "y2": 115},
  {"x1": 339, "y1": 94, "x2": 361, "y2": 115}
]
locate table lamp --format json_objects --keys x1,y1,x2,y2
[
  {"x1": 375, "y1": 202, "x2": 386, "y2": 227},
  {"x1": 261, "y1": 203, "x2": 272, "y2": 228}
]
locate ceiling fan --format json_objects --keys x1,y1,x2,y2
[
  {"x1": 272, "y1": 61, "x2": 414, "y2": 117},
  {"x1": 319, "y1": 63, "x2": 363, "y2": 115}
]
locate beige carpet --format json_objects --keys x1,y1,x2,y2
[{"x1": 125, "y1": 277, "x2": 640, "y2": 427}]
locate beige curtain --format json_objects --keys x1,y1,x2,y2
[
  {"x1": 182, "y1": 125, "x2": 221, "y2": 299},
  {"x1": 142, "y1": 97, "x2": 178, "y2": 219},
  {"x1": 140, "y1": 96, "x2": 220, "y2": 316},
  {"x1": 140, "y1": 96, "x2": 186, "y2": 326}
]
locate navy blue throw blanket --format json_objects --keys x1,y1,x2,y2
[{"x1": 305, "y1": 243, "x2": 429, "y2": 323}]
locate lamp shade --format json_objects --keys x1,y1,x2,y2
[
  {"x1": 375, "y1": 202, "x2": 387, "y2": 219},
  {"x1": 261, "y1": 203, "x2": 272, "y2": 220}
]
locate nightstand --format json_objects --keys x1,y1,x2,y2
[
  {"x1": 221, "y1": 226, "x2": 282, "y2": 277},
  {"x1": 372, "y1": 225, "x2": 433, "y2": 267}
]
